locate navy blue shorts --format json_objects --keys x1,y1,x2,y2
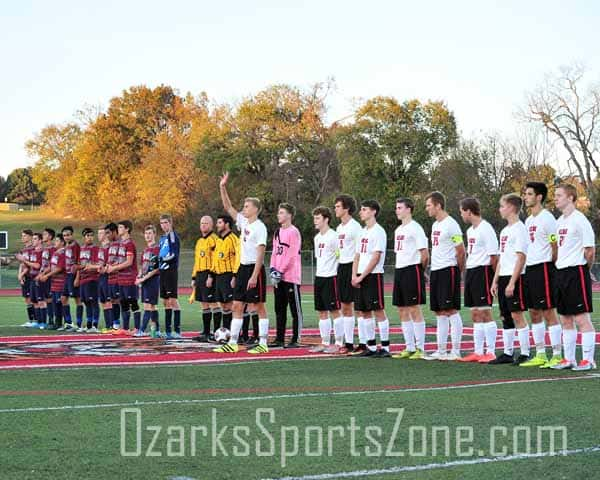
[
  {"x1": 98, "y1": 275, "x2": 109, "y2": 303},
  {"x1": 108, "y1": 284, "x2": 121, "y2": 302},
  {"x1": 119, "y1": 284, "x2": 138, "y2": 301},
  {"x1": 141, "y1": 276, "x2": 160, "y2": 305},
  {"x1": 21, "y1": 276, "x2": 31, "y2": 298},
  {"x1": 63, "y1": 273, "x2": 80, "y2": 298},
  {"x1": 29, "y1": 281, "x2": 48, "y2": 303},
  {"x1": 80, "y1": 281, "x2": 99, "y2": 302}
]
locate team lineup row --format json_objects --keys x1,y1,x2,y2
[{"x1": 14, "y1": 176, "x2": 596, "y2": 370}]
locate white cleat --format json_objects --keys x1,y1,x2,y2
[{"x1": 424, "y1": 351, "x2": 448, "y2": 361}]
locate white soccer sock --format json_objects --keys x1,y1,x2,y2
[
  {"x1": 449, "y1": 313, "x2": 463, "y2": 354},
  {"x1": 401, "y1": 321, "x2": 415, "y2": 351},
  {"x1": 582, "y1": 331, "x2": 596, "y2": 363},
  {"x1": 503, "y1": 328, "x2": 515, "y2": 355},
  {"x1": 378, "y1": 318, "x2": 390, "y2": 351},
  {"x1": 517, "y1": 326, "x2": 530, "y2": 356},
  {"x1": 531, "y1": 322, "x2": 546, "y2": 354},
  {"x1": 436, "y1": 316, "x2": 449, "y2": 353},
  {"x1": 563, "y1": 328, "x2": 577, "y2": 363},
  {"x1": 483, "y1": 321, "x2": 498, "y2": 355},
  {"x1": 229, "y1": 317, "x2": 243, "y2": 344},
  {"x1": 357, "y1": 317, "x2": 366, "y2": 344},
  {"x1": 258, "y1": 318, "x2": 269, "y2": 346},
  {"x1": 367, "y1": 317, "x2": 376, "y2": 341},
  {"x1": 413, "y1": 321, "x2": 425, "y2": 351},
  {"x1": 333, "y1": 316, "x2": 344, "y2": 345},
  {"x1": 319, "y1": 318, "x2": 332, "y2": 345},
  {"x1": 473, "y1": 322, "x2": 485, "y2": 356},
  {"x1": 548, "y1": 324, "x2": 563, "y2": 357},
  {"x1": 343, "y1": 316, "x2": 355, "y2": 345}
]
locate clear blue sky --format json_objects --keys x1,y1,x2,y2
[{"x1": 1, "y1": 0, "x2": 599, "y2": 177}]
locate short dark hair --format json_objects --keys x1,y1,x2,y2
[
  {"x1": 459, "y1": 197, "x2": 481, "y2": 216},
  {"x1": 55, "y1": 233, "x2": 65, "y2": 245},
  {"x1": 312, "y1": 206, "x2": 332, "y2": 224},
  {"x1": 217, "y1": 214, "x2": 234, "y2": 229},
  {"x1": 61, "y1": 226, "x2": 74, "y2": 234},
  {"x1": 501, "y1": 193, "x2": 523, "y2": 212},
  {"x1": 22, "y1": 229, "x2": 33, "y2": 236},
  {"x1": 525, "y1": 181, "x2": 548, "y2": 203},
  {"x1": 43, "y1": 228, "x2": 55, "y2": 239},
  {"x1": 361, "y1": 199, "x2": 381, "y2": 217},
  {"x1": 396, "y1": 197, "x2": 415, "y2": 213},
  {"x1": 425, "y1": 191, "x2": 446, "y2": 209},
  {"x1": 334, "y1": 194, "x2": 357, "y2": 215},
  {"x1": 32, "y1": 232, "x2": 43, "y2": 241},
  {"x1": 104, "y1": 222, "x2": 118, "y2": 233},
  {"x1": 278, "y1": 203, "x2": 296, "y2": 217},
  {"x1": 82, "y1": 227, "x2": 94, "y2": 236},
  {"x1": 118, "y1": 220, "x2": 133, "y2": 233},
  {"x1": 557, "y1": 183, "x2": 578, "y2": 202}
]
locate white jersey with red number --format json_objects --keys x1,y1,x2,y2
[
  {"x1": 314, "y1": 229, "x2": 339, "y2": 277},
  {"x1": 556, "y1": 209, "x2": 595, "y2": 270},
  {"x1": 525, "y1": 209, "x2": 557, "y2": 266},
  {"x1": 356, "y1": 223, "x2": 387, "y2": 274},
  {"x1": 498, "y1": 221, "x2": 528, "y2": 276},
  {"x1": 394, "y1": 220, "x2": 428, "y2": 269},
  {"x1": 430, "y1": 216, "x2": 463, "y2": 271},
  {"x1": 466, "y1": 219, "x2": 498, "y2": 269},
  {"x1": 236, "y1": 213, "x2": 268, "y2": 265},
  {"x1": 336, "y1": 218, "x2": 362, "y2": 265}
]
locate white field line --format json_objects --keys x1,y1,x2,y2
[
  {"x1": 261, "y1": 445, "x2": 600, "y2": 480},
  {"x1": 0, "y1": 373, "x2": 598, "y2": 414}
]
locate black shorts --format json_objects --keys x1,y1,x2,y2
[
  {"x1": 353, "y1": 273, "x2": 384, "y2": 312},
  {"x1": 160, "y1": 268, "x2": 178, "y2": 299},
  {"x1": 430, "y1": 266, "x2": 461, "y2": 312},
  {"x1": 337, "y1": 263, "x2": 355, "y2": 304},
  {"x1": 194, "y1": 270, "x2": 215, "y2": 303},
  {"x1": 63, "y1": 273, "x2": 80, "y2": 298},
  {"x1": 80, "y1": 281, "x2": 99, "y2": 302},
  {"x1": 392, "y1": 264, "x2": 426, "y2": 307},
  {"x1": 98, "y1": 275, "x2": 109, "y2": 303},
  {"x1": 524, "y1": 262, "x2": 556, "y2": 311},
  {"x1": 119, "y1": 284, "x2": 138, "y2": 301},
  {"x1": 233, "y1": 264, "x2": 267, "y2": 304},
  {"x1": 141, "y1": 276, "x2": 160, "y2": 305},
  {"x1": 29, "y1": 280, "x2": 48, "y2": 303},
  {"x1": 108, "y1": 283, "x2": 121, "y2": 302},
  {"x1": 498, "y1": 275, "x2": 527, "y2": 320},
  {"x1": 556, "y1": 265, "x2": 593, "y2": 316},
  {"x1": 464, "y1": 265, "x2": 494, "y2": 308},
  {"x1": 215, "y1": 272, "x2": 234, "y2": 304},
  {"x1": 21, "y1": 276, "x2": 31, "y2": 298},
  {"x1": 314, "y1": 276, "x2": 341, "y2": 311}
]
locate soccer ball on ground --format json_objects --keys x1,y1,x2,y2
[{"x1": 214, "y1": 327, "x2": 231, "y2": 344}]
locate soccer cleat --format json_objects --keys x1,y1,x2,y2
[
  {"x1": 247, "y1": 344, "x2": 269, "y2": 355},
  {"x1": 409, "y1": 349, "x2": 425, "y2": 360},
  {"x1": 164, "y1": 332, "x2": 173, "y2": 340},
  {"x1": 550, "y1": 358, "x2": 576, "y2": 370},
  {"x1": 63, "y1": 323, "x2": 75, "y2": 331},
  {"x1": 374, "y1": 349, "x2": 391, "y2": 358},
  {"x1": 446, "y1": 352, "x2": 462, "y2": 361},
  {"x1": 351, "y1": 344, "x2": 367, "y2": 355},
  {"x1": 21, "y1": 321, "x2": 34, "y2": 327},
  {"x1": 133, "y1": 330, "x2": 147, "y2": 337},
  {"x1": 338, "y1": 346, "x2": 353, "y2": 355},
  {"x1": 111, "y1": 328, "x2": 126, "y2": 335},
  {"x1": 519, "y1": 353, "x2": 548, "y2": 368},
  {"x1": 268, "y1": 341, "x2": 285, "y2": 348},
  {"x1": 76, "y1": 327, "x2": 86, "y2": 333},
  {"x1": 424, "y1": 351, "x2": 448, "y2": 361},
  {"x1": 324, "y1": 344, "x2": 342, "y2": 354},
  {"x1": 392, "y1": 350, "x2": 415, "y2": 359},
  {"x1": 245, "y1": 337, "x2": 259, "y2": 346},
  {"x1": 309, "y1": 344, "x2": 327, "y2": 353},
  {"x1": 457, "y1": 352, "x2": 482, "y2": 363},
  {"x1": 572, "y1": 360, "x2": 597, "y2": 371},
  {"x1": 29, "y1": 322, "x2": 40, "y2": 328},
  {"x1": 87, "y1": 326, "x2": 99, "y2": 333},
  {"x1": 100, "y1": 328, "x2": 112, "y2": 334},
  {"x1": 478, "y1": 353, "x2": 496, "y2": 363},
  {"x1": 171, "y1": 332, "x2": 182, "y2": 339},
  {"x1": 487, "y1": 353, "x2": 514, "y2": 364},
  {"x1": 213, "y1": 343, "x2": 239, "y2": 353},
  {"x1": 285, "y1": 341, "x2": 302, "y2": 349},
  {"x1": 192, "y1": 334, "x2": 210, "y2": 342},
  {"x1": 539, "y1": 355, "x2": 563, "y2": 369},
  {"x1": 512, "y1": 354, "x2": 530, "y2": 366},
  {"x1": 38, "y1": 323, "x2": 47, "y2": 330},
  {"x1": 356, "y1": 348, "x2": 377, "y2": 357}
]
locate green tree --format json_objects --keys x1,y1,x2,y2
[{"x1": 5, "y1": 168, "x2": 44, "y2": 205}]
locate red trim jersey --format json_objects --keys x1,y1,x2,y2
[
  {"x1": 79, "y1": 244, "x2": 99, "y2": 285},
  {"x1": 107, "y1": 240, "x2": 121, "y2": 285},
  {"x1": 64, "y1": 241, "x2": 80, "y2": 275},
  {"x1": 50, "y1": 248, "x2": 67, "y2": 293},
  {"x1": 117, "y1": 238, "x2": 138, "y2": 286}
]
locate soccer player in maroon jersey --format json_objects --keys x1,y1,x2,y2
[
  {"x1": 135, "y1": 225, "x2": 161, "y2": 336},
  {"x1": 59, "y1": 226, "x2": 83, "y2": 330},
  {"x1": 104, "y1": 223, "x2": 122, "y2": 331},
  {"x1": 38, "y1": 228, "x2": 56, "y2": 329},
  {"x1": 77, "y1": 228, "x2": 100, "y2": 332},
  {"x1": 40, "y1": 234, "x2": 68, "y2": 329},
  {"x1": 106, "y1": 220, "x2": 140, "y2": 334},
  {"x1": 93, "y1": 226, "x2": 113, "y2": 331},
  {"x1": 20, "y1": 233, "x2": 45, "y2": 328},
  {"x1": 16, "y1": 229, "x2": 35, "y2": 326}
]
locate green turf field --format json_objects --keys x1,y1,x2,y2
[{"x1": 1, "y1": 295, "x2": 599, "y2": 479}]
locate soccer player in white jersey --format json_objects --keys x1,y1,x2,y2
[
  {"x1": 551, "y1": 184, "x2": 596, "y2": 370},
  {"x1": 458, "y1": 197, "x2": 499, "y2": 363},
  {"x1": 424, "y1": 191, "x2": 466, "y2": 361},
  {"x1": 351, "y1": 200, "x2": 389, "y2": 357},
  {"x1": 390, "y1": 197, "x2": 429, "y2": 360},
  {"x1": 520, "y1": 182, "x2": 563, "y2": 368},
  {"x1": 310, "y1": 206, "x2": 344, "y2": 354},
  {"x1": 215, "y1": 172, "x2": 270, "y2": 354},
  {"x1": 489, "y1": 193, "x2": 531, "y2": 365},
  {"x1": 334, "y1": 194, "x2": 364, "y2": 354}
]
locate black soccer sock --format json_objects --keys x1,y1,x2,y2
[
  {"x1": 141, "y1": 311, "x2": 150, "y2": 332},
  {"x1": 241, "y1": 313, "x2": 250, "y2": 340},
  {"x1": 251, "y1": 313, "x2": 259, "y2": 338},
  {"x1": 112, "y1": 303, "x2": 121, "y2": 327},
  {"x1": 202, "y1": 308, "x2": 212, "y2": 335},
  {"x1": 134, "y1": 310, "x2": 141, "y2": 330},
  {"x1": 85, "y1": 302, "x2": 94, "y2": 329},
  {"x1": 165, "y1": 308, "x2": 172, "y2": 333},
  {"x1": 76, "y1": 304, "x2": 84, "y2": 327},
  {"x1": 103, "y1": 308, "x2": 113, "y2": 329},
  {"x1": 222, "y1": 310, "x2": 232, "y2": 330},
  {"x1": 47, "y1": 301, "x2": 54, "y2": 323},
  {"x1": 26, "y1": 304, "x2": 34, "y2": 321},
  {"x1": 152, "y1": 310, "x2": 160, "y2": 331},
  {"x1": 174, "y1": 310, "x2": 181, "y2": 333},
  {"x1": 212, "y1": 308, "x2": 222, "y2": 331}
]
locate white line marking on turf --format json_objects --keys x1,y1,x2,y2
[
  {"x1": 1, "y1": 374, "x2": 598, "y2": 414},
  {"x1": 261, "y1": 445, "x2": 600, "y2": 480}
]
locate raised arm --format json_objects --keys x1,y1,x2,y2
[{"x1": 220, "y1": 172, "x2": 238, "y2": 219}]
